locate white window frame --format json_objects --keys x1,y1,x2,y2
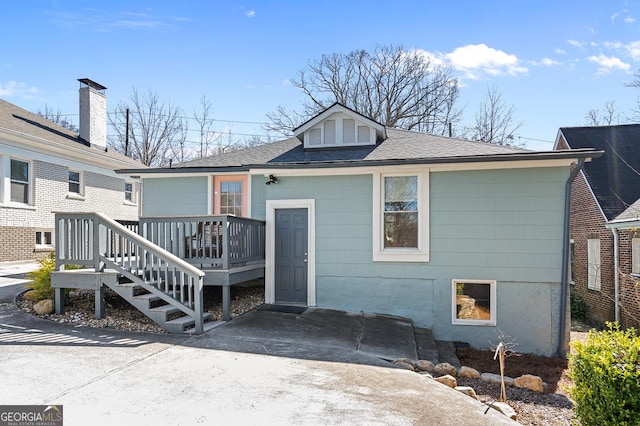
[
  {"x1": 587, "y1": 238, "x2": 601, "y2": 291},
  {"x1": 67, "y1": 169, "x2": 84, "y2": 198},
  {"x1": 451, "y1": 279, "x2": 497, "y2": 326},
  {"x1": 9, "y1": 157, "x2": 32, "y2": 205},
  {"x1": 35, "y1": 230, "x2": 54, "y2": 248},
  {"x1": 632, "y1": 237, "x2": 640, "y2": 276},
  {"x1": 569, "y1": 239, "x2": 575, "y2": 285},
  {"x1": 124, "y1": 181, "x2": 136, "y2": 205},
  {"x1": 372, "y1": 170, "x2": 429, "y2": 262}
]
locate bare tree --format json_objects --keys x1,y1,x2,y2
[
  {"x1": 266, "y1": 45, "x2": 462, "y2": 136},
  {"x1": 470, "y1": 85, "x2": 523, "y2": 146},
  {"x1": 35, "y1": 104, "x2": 78, "y2": 132},
  {"x1": 193, "y1": 94, "x2": 222, "y2": 158},
  {"x1": 108, "y1": 88, "x2": 187, "y2": 167},
  {"x1": 585, "y1": 101, "x2": 620, "y2": 126}
]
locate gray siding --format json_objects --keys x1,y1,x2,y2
[
  {"x1": 142, "y1": 177, "x2": 209, "y2": 217},
  {"x1": 252, "y1": 166, "x2": 568, "y2": 355}
]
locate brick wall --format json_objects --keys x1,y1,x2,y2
[
  {"x1": 0, "y1": 159, "x2": 139, "y2": 262},
  {"x1": 0, "y1": 226, "x2": 53, "y2": 263},
  {"x1": 559, "y1": 135, "x2": 616, "y2": 324},
  {"x1": 617, "y1": 230, "x2": 640, "y2": 328}
]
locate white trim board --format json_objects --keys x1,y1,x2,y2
[{"x1": 265, "y1": 199, "x2": 316, "y2": 306}]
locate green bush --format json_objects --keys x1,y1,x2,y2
[
  {"x1": 569, "y1": 323, "x2": 640, "y2": 425},
  {"x1": 570, "y1": 291, "x2": 590, "y2": 322},
  {"x1": 25, "y1": 253, "x2": 81, "y2": 301}
]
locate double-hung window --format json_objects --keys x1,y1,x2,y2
[
  {"x1": 10, "y1": 158, "x2": 30, "y2": 204},
  {"x1": 68, "y1": 170, "x2": 83, "y2": 195},
  {"x1": 124, "y1": 182, "x2": 135, "y2": 203},
  {"x1": 587, "y1": 238, "x2": 601, "y2": 291},
  {"x1": 632, "y1": 237, "x2": 640, "y2": 275},
  {"x1": 373, "y1": 171, "x2": 429, "y2": 262}
]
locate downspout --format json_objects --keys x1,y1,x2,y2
[
  {"x1": 558, "y1": 158, "x2": 585, "y2": 357},
  {"x1": 612, "y1": 228, "x2": 620, "y2": 322}
]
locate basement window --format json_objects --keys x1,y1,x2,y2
[
  {"x1": 452, "y1": 279, "x2": 497, "y2": 326},
  {"x1": 35, "y1": 230, "x2": 53, "y2": 247}
]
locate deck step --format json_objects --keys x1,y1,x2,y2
[{"x1": 166, "y1": 312, "x2": 213, "y2": 333}]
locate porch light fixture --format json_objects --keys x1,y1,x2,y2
[{"x1": 266, "y1": 174, "x2": 278, "y2": 185}]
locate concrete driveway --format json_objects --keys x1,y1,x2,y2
[{"x1": 0, "y1": 282, "x2": 515, "y2": 425}]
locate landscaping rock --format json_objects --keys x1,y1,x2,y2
[
  {"x1": 514, "y1": 374, "x2": 544, "y2": 393},
  {"x1": 480, "y1": 372, "x2": 515, "y2": 387},
  {"x1": 417, "y1": 372, "x2": 433, "y2": 379},
  {"x1": 394, "y1": 361, "x2": 415, "y2": 371},
  {"x1": 490, "y1": 402, "x2": 517, "y2": 421},
  {"x1": 393, "y1": 358, "x2": 415, "y2": 369},
  {"x1": 455, "y1": 386, "x2": 478, "y2": 400},
  {"x1": 434, "y1": 374, "x2": 457, "y2": 388},
  {"x1": 415, "y1": 359, "x2": 435, "y2": 372},
  {"x1": 434, "y1": 362, "x2": 457, "y2": 377},
  {"x1": 33, "y1": 299, "x2": 54, "y2": 315},
  {"x1": 457, "y1": 366, "x2": 480, "y2": 379},
  {"x1": 22, "y1": 290, "x2": 39, "y2": 302}
]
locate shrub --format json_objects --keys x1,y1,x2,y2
[
  {"x1": 569, "y1": 323, "x2": 640, "y2": 425},
  {"x1": 25, "y1": 253, "x2": 81, "y2": 301},
  {"x1": 570, "y1": 291, "x2": 590, "y2": 322}
]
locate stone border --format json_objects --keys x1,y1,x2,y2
[{"x1": 392, "y1": 358, "x2": 548, "y2": 421}]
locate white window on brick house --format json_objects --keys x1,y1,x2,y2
[
  {"x1": 125, "y1": 182, "x2": 135, "y2": 203},
  {"x1": 35, "y1": 230, "x2": 53, "y2": 247},
  {"x1": 587, "y1": 238, "x2": 601, "y2": 291},
  {"x1": 68, "y1": 170, "x2": 83, "y2": 195},
  {"x1": 570, "y1": 239, "x2": 575, "y2": 284},
  {"x1": 452, "y1": 279, "x2": 497, "y2": 326},
  {"x1": 10, "y1": 158, "x2": 30, "y2": 204},
  {"x1": 632, "y1": 237, "x2": 640, "y2": 275}
]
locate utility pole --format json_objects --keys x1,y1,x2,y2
[{"x1": 125, "y1": 108, "x2": 130, "y2": 156}]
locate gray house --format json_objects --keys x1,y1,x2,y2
[
  {"x1": 0, "y1": 79, "x2": 143, "y2": 262},
  {"x1": 109, "y1": 104, "x2": 599, "y2": 355}
]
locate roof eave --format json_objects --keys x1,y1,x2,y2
[{"x1": 118, "y1": 149, "x2": 602, "y2": 176}]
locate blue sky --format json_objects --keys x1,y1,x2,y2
[{"x1": 2, "y1": 1, "x2": 640, "y2": 151}]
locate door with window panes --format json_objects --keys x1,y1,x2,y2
[{"x1": 213, "y1": 176, "x2": 247, "y2": 216}]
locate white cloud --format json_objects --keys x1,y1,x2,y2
[
  {"x1": 625, "y1": 16, "x2": 636, "y2": 23},
  {"x1": 567, "y1": 39, "x2": 586, "y2": 49},
  {"x1": 612, "y1": 12, "x2": 619, "y2": 24},
  {"x1": 587, "y1": 54, "x2": 631, "y2": 74},
  {"x1": 0, "y1": 81, "x2": 39, "y2": 97},
  {"x1": 444, "y1": 44, "x2": 527, "y2": 78},
  {"x1": 244, "y1": 9, "x2": 256, "y2": 18},
  {"x1": 626, "y1": 41, "x2": 640, "y2": 61},
  {"x1": 530, "y1": 58, "x2": 562, "y2": 66},
  {"x1": 555, "y1": 48, "x2": 566, "y2": 55}
]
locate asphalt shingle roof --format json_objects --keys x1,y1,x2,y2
[
  {"x1": 560, "y1": 124, "x2": 640, "y2": 221},
  {"x1": 175, "y1": 128, "x2": 528, "y2": 169},
  {"x1": 0, "y1": 98, "x2": 142, "y2": 167}
]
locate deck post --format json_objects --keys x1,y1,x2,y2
[
  {"x1": 222, "y1": 285, "x2": 231, "y2": 321},
  {"x1": 95, "y1": 284, "x2": 105, "y2": 319},
  {"x1": 194, "y1": 276, "x2": 204, "y2": 334},
  {"x1": 54, "y1": 288, "x2": 65, "y2": 314}
]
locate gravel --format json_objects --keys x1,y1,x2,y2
[{"x1": 17, "y1": 284, "x2": 266, "y2": 333}]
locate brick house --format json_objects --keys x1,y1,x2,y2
[
  {"x1": 0, "y1": 79, "x2": 143, "y2": 262},
  {"x1": 555, "y1": 124, "x2": 640, "y2": 328}
]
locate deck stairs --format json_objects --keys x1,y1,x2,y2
[
  {"x1": 54, "y1": 212, "x2": 213, "y2": 334},
  {"x1": 102, "y1": 265, "x2": 218, "y2": 334}
]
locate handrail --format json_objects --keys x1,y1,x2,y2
[
  {"x1": 139, "y1": 215, "x2": 266, "y2": 270},
  {"x1": 55, "y1": 212, "x2": 206, "y2": 333}
]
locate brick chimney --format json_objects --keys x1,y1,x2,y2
[{"x1": 78, "y1": 78, "x2": 107, "y2": 149}]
